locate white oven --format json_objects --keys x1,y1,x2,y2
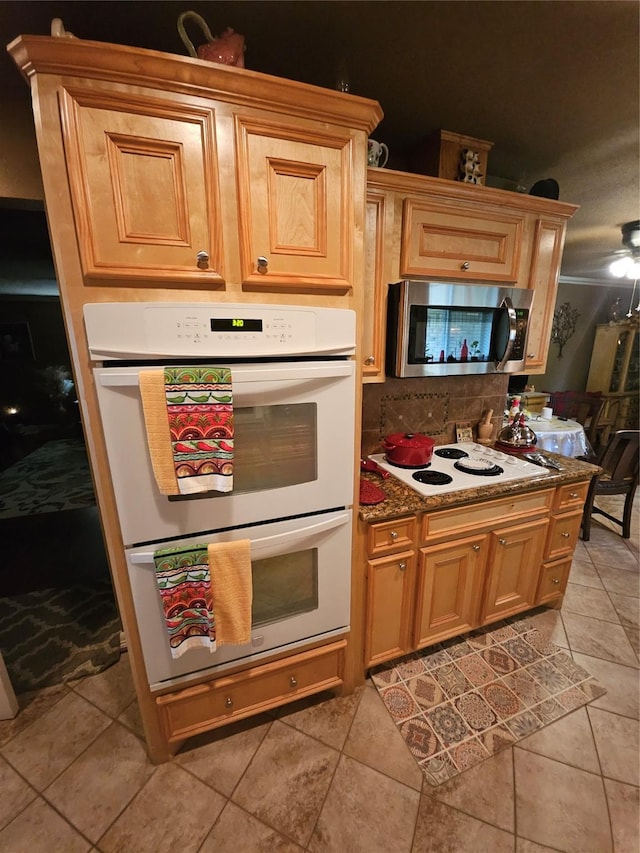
[
  {"x1": 84, "y1": 302, "x2": 357, "y2": 688},
  {"x1": 126, "y1": 509, "x2": 351, "y2": 688}
]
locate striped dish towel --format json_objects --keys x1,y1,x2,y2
[{"x1": 140, "y1": 366, "x2": 233, "y2": 495}]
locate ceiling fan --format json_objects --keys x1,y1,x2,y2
[{"x1": 610, "y1": 219, "x2": 640, "y2": 279}]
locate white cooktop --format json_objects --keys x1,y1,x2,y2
[{"x1": 369, "y1": 442, "x2": 546, "y2": 498}]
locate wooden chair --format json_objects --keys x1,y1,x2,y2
[
  {"x1": 581, "y1": 430, "x2": 640, "y2": 541},
  {"x1": 547, "y1": 391, "x2": 607, "y2": 460}
]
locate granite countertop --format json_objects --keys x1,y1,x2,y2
[{"x1": 359, "y1": 451, "x2": 601, "y2": 523}]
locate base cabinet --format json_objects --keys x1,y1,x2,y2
[
  {"x1": 414, "y1": 534, "x2": 485, "y2": 647},
  {"x1": 480, "y1": 518, "x2": 548, "y2": 624},
  {"x1": 363, "y1": 481, "x2": 590, "y2": 670}
]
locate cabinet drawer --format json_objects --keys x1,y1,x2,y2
[
  {"x1": 536, "y1": 557, "x2": 572, "y2": 604},
  {"x1": 157, "y1": 641, "x2": 346, "y2": 743},
  {"x1": 421, "y1": 490, "x2": 553, "y2": 542},
  {"x1": 368, "y1": 516, "x2": 417, "y2": 556},
  {"x1": 554, "y1": 481, "x2": 590, "y2": 511},
  {"x1": 400, "y1": 198, "x2": 523, "y2": 282},
  {"x1": 545, "y1": 509, "x2": 583, "y2": 560}
]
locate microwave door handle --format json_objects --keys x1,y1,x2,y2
[
  {"x1": 128, "y1": 510, "x2": 351, "y2": 566},
  {"x1": 495, "y1": 296, "x2": 517, "y2": 372}
]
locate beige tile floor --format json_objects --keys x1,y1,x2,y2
[{"x1": 0, "y1": 497, "x2": 638, "y2": 853}]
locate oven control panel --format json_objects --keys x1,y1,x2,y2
[{"x1": 84, "y1": 303, "x2": 356, "y2": 360}]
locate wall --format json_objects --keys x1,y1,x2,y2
[
  {"x1": 534, "y1": 280, "x2": 638, "y2": 393},
  {"x1": 361, "y1": 373, "x2": 509, "y2": 456}
]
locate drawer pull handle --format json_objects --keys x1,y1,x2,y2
[
  {"x1": 257, "y1": 256, "x2": 269, "y2": 274},
  {"x1": 499, "y1": 538, "x2": 507, "y2": 545},
  {"x1": 527, "y1": 353, "x2": 536, "y2": 359},
  {"x1": 196, "y1": 250, "x2": 209, "y2": 269},
  {"x1": 225, "y1": 697, "x2": 234, "y2": 709},
  {"x1": 561, "y1": 532, "x2": 570, "y2": 538},
  {"x1": 570, "y1": 492, "x2": 578, "y2": 498},
  {"x1": 289, "y1": 676, "x2": 298, "y2": 688},
  {"x1": 461, "y1": 261, "x2": 470, "y2": 270},
  {"x1": 390, "y1": 531, "x2": 399, "y2": 541},
  {"x1": 552, "y1": 578, "x2": 560, "y2": 584},
  {"x1": 398, "y1": 562, "x2": 407, "y2": 571},
  {"x1": 472, "y1": 545, "x2": 480, "y2": 552}
]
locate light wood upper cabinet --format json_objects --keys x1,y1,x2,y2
[
  {"x1": 59, "y1": 84, "x2": 225, "y2": 286},
  {"x1": 235, "y1": 115, "x2": 355, "y2": 292},
  {"x1": 362, "y1": 190, "x2": 394, "y2": 379},
  {"x1": 523, "y1": 217, "x2": 568, "y2": 372},
  {"x1": 400, "y1": 197, "x2": 524, "y2": 283},
  {"x1": 363, "y1": 168, "x2": 577, "y2": 381}
]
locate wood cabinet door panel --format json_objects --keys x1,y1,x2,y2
[
  {"x1": 363, "y1": 191, "x2": 392, "y2": 380},
  {"x1": 481, "y1": 518, "x2": 548, "y2": 623},
  {"x1": 235, "y1": 117, "x2": 353, "y2": 291},
  {"x1": 365, "y1": 551, "x2": 415, "y2": 667},
  {"x1": 536, "y1": 557, "x2": 572, "y2": 605},
  {"x1": 59, "y1": 85, "x2": 224, "y2": 285},
  {"x1": 400, "y1": 199, "x2": 522, "y2": 282},
  {"x1": 545, "y1": 509, "x2": 583, "y2": 561},
  {"x1": 524, "y1": 218, "x2": 566, "y2": 371},
  {"x1": 415, "y1": 535, "x2": 485, "y2": 647}
]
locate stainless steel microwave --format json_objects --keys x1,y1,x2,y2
[{"x1": 386, "y1": 281, "x2": 533, "y2": 378}]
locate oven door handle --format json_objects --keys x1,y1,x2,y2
[
  {"x1": 494, "y1": 296, "x2": 517, "y2": 372},
  {"x1": 91, "y1": 344, "x2": 356, "y2": 361},
  {"x1": 97, "y1": 361, "x2": 354, "y2": 387},
  {"x1": 129, "y1": 510, "x2": 351, "y2": 565}
]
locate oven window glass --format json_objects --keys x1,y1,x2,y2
[
  {"x1": 171, "y1": 403, "x2": 317, "y2": 499},
  {"x1": 408, "y1": 306, "x2": 496, "y2": 364},
  {"x1": 251, "y1": 548, "x2": 318, "y2": 627},
  {"x1": 234, "y1": 403, "x2": 317, "y2": 491}
]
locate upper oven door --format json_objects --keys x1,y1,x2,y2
[{"x1": 94, "y1": 360, "x2": 355, "y2": 545}]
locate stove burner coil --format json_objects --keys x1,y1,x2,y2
[
  {"x1": 434, "y1": 448, "x2": 469, "y2": 460},
  {"x1": 454, "y1": 459, "x2": 504, "y2": 477},
  {"x1": 384, "y1": 456, "x2": 432, "y2": 470},
  {"x1": 412, "y1": 470, "x2": 454, "y2": 486}
]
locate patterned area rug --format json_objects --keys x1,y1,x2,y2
[
  {"x1": 0, "y1": 583, "x2": 122, "y2": 694},
  {"x1": 0, "y1": 438, "x2": 95, "y2": 520},
  {"x1": 371, "y1": 611, "x2": 606, "y2": 787}
]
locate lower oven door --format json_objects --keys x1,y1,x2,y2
[
  {"x1": 125, "y1": 509, "x2": 352, "y2": 689},
  {"x1": 94, "y1": 360, "x2": 355, "y2": 546}
]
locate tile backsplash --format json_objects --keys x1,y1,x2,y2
[{"x1": 361, "y1": 373, "x2": 509, "y2": 456}]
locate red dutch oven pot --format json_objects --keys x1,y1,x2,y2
[{"x1": 381, "y1": 432, "x2": 436, "y2": 467}]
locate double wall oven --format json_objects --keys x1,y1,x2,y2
[{"x1": 85, "y1": 303, "x2": 356, "y2": 689}]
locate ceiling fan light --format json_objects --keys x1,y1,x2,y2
[{"x1": 610, "y1": 256, "x2": 633, "y2": 277}]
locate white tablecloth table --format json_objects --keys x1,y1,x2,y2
[{"x1": 526, "y1": 417, "x2": 589, "y2": 457}]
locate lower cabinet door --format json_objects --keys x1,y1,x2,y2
[
  {"x1": 365, "y1": 550, "x2": 416, "y2": 667},
  {"x1": 536, "y1": 557, "x2": 572, "y2": 604},
  {"x1": 481, "y1": 518, "x2": 549, "y2": 624},
  {"x1": 414, "y1": 535, "x2": 486, "y2": 647}
]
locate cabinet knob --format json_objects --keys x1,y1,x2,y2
[
  {"x1": 196, "y1": 250, "x2": 209, "y2": 269},
  {"x1": 561, "y1": 532, "x2": 570, "y2": 538},
  {"x1": 289, "y1": 676, "x2": 298, "y2": 688},
  {"x1": 390, "y1": 530, "x2": 399, "y2": 541},
  {"x1": 461, "y1": 261, "x2": 470, "y2": 270},
  {"x1": 257, "y1": 256, "x2": 269, "y2": 274},
  {"x1": 499, "y1": 538, "x2": 507, "y2": 545},
  {"x1": 472, "y1": 544, "x2": 480, "y2": 551},
  {"x1": 398, "y1": 562, "x2": 407, "y2": 571},
  {"x1": 225, "y1": 696, "x2": 234, "y2": 709},
  {"x1": 527, "y1": 353, "x2": 536, "y2": 359},
  {"x1": 365, "y1": 355, "x2": 375, "y2": 365},
  {"x1": 552, "y1": 578, "x2": 560, "y2": 584}
]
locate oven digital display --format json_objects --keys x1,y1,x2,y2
[{"x1": 210, "y1": 318, "x2": 263, "y2": 332}]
